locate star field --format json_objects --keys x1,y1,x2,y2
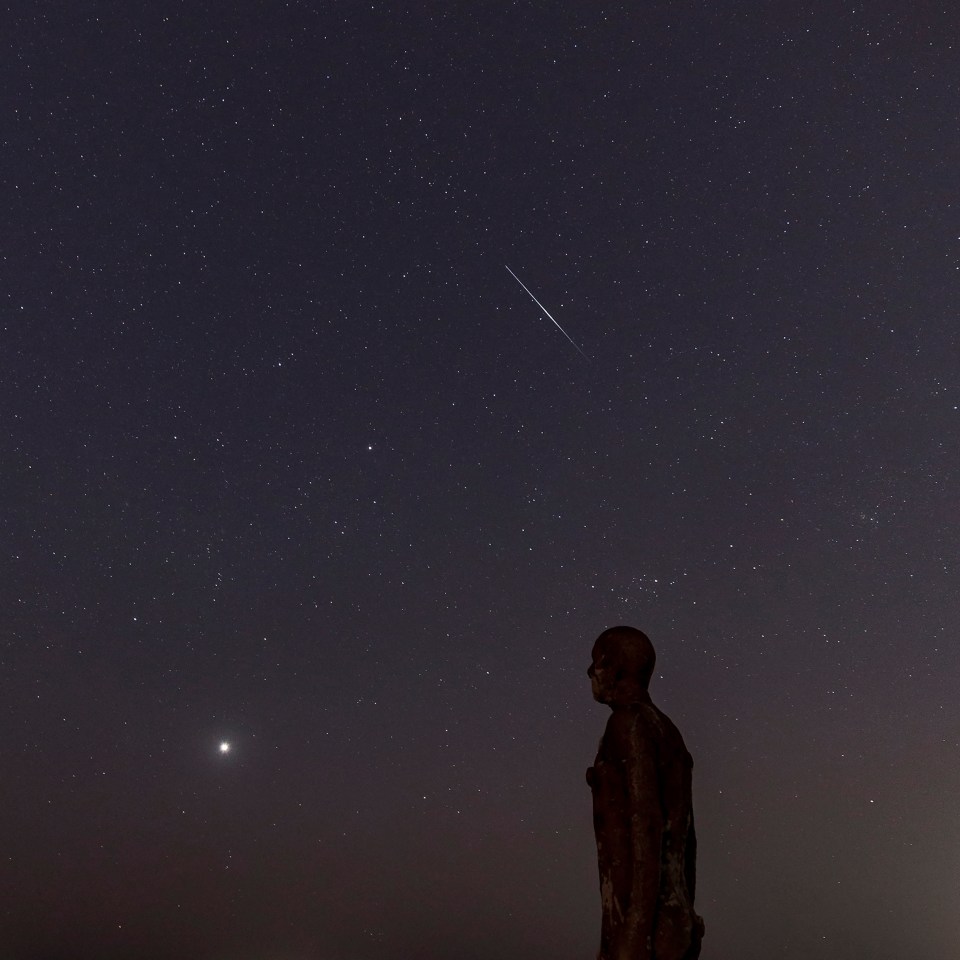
[{"x1": 3, "y1": 3, "x2": 960, "y2": 959}]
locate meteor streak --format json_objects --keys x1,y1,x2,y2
[{"x1": 505, "y1": 265, "x2": 590, "y2": 361}]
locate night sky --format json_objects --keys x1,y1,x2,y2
[{"x1": 4, "y1": 3, "x2": 960, "y2": 959}]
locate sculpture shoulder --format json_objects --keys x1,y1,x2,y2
[
  {"x1": 643, "y1": 703, "x2": 694, "y2": 767},
  {"x1": 601, "y1": 705, "x2": 693, "y2": 764},
  {"x1": 601, "y1": 707, "x2": 662, "y2": 758}
]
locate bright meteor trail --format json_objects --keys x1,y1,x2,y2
[{"x1": 505, "y1": 265, "x2": 590, "y2": 361}]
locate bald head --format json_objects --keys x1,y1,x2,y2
[{"x1": 588, "y1": 626, "x2": 656, "y2": 706}]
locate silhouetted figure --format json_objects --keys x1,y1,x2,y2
[{"x1": 586, "y1": 626, "x2": 704, "y2": 960}]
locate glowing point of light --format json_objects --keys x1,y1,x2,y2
[{"x1": 219, "y1": 742, "x2": 231, "y2": 753}]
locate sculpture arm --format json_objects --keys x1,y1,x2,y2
[
  {"x1": 685, "y1": 806, "x2": 698, "y2": 902},
  {"x1": 623, "y1": 717, "x2": 663, "y2": 959}
]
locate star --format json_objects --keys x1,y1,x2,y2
[{"x1": 219, "y1": 742, "x2": 231, "y2": 754}]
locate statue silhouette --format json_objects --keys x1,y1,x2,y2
[{"x1": 586, "y1": 626, "x2": 704, "y2": 960}]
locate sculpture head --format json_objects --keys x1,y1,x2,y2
[{"x1": 588, "y1": 626, "x2": 656, "y2": 706}]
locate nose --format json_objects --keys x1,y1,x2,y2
[{"x1": 587, "y1": 663, "x2": 595, "y2": 679}]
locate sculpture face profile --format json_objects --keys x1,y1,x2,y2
[{"x1": 586, "y1": 626, "x2": 704, "y2": 960}]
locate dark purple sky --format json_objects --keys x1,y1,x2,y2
[{"x1": 3, "y1": 3, "x2": 959, "y2": 958}]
